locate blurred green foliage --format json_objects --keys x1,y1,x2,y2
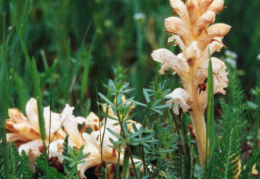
[
  {"x1": 0, "y1": 0, "x2": 259, "y2": 112},
  {"x1": 217, "y1": 0, "x2": 260, "y2": 89}
]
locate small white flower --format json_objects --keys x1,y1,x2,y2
[
  {"x1": 257, "y1": 54, "x2": 260, "y2": 60},
  {"x1": 165, "y1": 88, "x2": 191, "y2": 114},
  {"x1": 225, "y1": 50, "x2": 237, "y2": 59},
  {"x1": 225, "y1": 57, "x2": 237, "y2": 69},
  {"x1": 133, "y1": 12, "x2": 145, "y2": 21}
]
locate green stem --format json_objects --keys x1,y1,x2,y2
[
  {"x1": 116, "y1": 108, "x2": 138, "y2": 179},
  {"x1": 140, "y1": 145, "x2": 146, "y2": 174},
  {"x1": 170, "y1": 110, "x2": 185, "y2": 156},
  {"x1": 100, "y1": 91, "x2": 111, "y2": 178},
  {"x1": 142, "y1": 109, "x2": 151, "y2": 128},
  {"x1": 253, "y1": 69, "x2": 260, "y2": 150},
  {"x1": 47, "y1": 78, "x2": 54, "y2": 158},
  {"x1": 75, "y1": 164, "x2": 79, "y2": 179},
  {"x1": 0, "y1": 12, "x2": 10, "y2": 179},
  {"x1": 116, "y1": 149, "x2": 121, "y2": 179},
  {"x1": 167, "y1": 110, "x2": 174, "y2": 131}
]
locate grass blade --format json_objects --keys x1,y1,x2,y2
[
  {"x1": 0, "y1": 44, "x2": 11, "y2": 179},
  {"x1": 206, "y1": 50, "x2": 216, "y2": 176},
  {"x1": 31, "y1": 58, "x2": 46, "y2": 140},
  {"x1": 30, "y1": 57, "x2": 49, "y2": 178},
  {"x1": 80, "y1": 32, "x2": 97, "y2": 102},
  {"x1": 9, "y1": 1, "x2": 31, "y2": 67},
  {"x1": 253, "y1": 69, "x2": 260, "y2": 150}
]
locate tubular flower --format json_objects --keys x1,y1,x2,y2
[
  {"x1": 165, "y1": 88, "x2": 191, "y2": 114},
  {"x1": 5, "y1": 98, "x2": 142, "y2": 178},
  {"x1": 152, "y1": 0, "x2": 230, "y2": 165},
  {"x1": 6, "y1": 98, "x2": 65, "y2": 144}
]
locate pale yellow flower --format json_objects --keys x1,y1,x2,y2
[{"x1": 6, "y1": 98, "x2": 142, "y2": 179}]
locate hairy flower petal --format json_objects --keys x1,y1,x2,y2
[
  {"x1": 200, "y1": 37, "x2": 223, "y2": 62},
  {"x1": 8, "y1": 108, "x2": 27, "y2": 122},
  {"x1": 170, "y1": 0, "x2": 190, "y2": 21},
  {"x1": 194, "y1": 10, "x2": 215, "y2": 30},
  {"x1": 60, "y1": 104, "x2": 86, "y2": 147},
  {"x1": 151, "y1": 48, "x2": 188, "y2": 76},
  {"x1": 48, "y1": 139, "x2": 64, "y2": 163},
  {"x1": 6, "y1": 133, "x2": 33, "y2": 143},
  {"x1": 208, "y1": 0, "x2": 224, "y2": 14},
  {"x1": 18, "y1": 139, "x2": 43, "y2": 156},
  {"x1": 78, "y1": 155, "x2": 102, "y2": 179},
  {"x1": 168, "y1": 35, "x2": 186, "y2": 51},
  {"x1": 19, "y1": 139, "x2": 44, "y2": 172},
  {"x1": 43, "y1": 107, "x2": 61, "y2": 135},
  {"x1": 208, "y1": 23, "x2": 231, "y2": 37},
  {"x1": 91, "y1": 128, "x2": 119, "y2": 157},
  {"x1": 26, "y1": 98, "x2": 39, "y2": 129},
  {"x1": 199, "y1": 0, "x2": 213, "y2": 14},
  {"x1": 165, "y1": 88, "x2": 191, "y2": 114},
  {"x1": 165, "y1": 17, "x2": 192, "y2": 45},
  {"x1": 6, "y1": 108, "x2": 40, "y2": 142},
  {"x1": 183, "y1": 41, "x2": 201, "y2": 60},
  {"x1": 187, "y1": 0, "x2": 200, "y2": 23},
  {"x1": 198, "y1": 57, "x2": 228, "y2": 94},
  {"x1": 85, "y1": 112, "x2": 100, "y2": 131}
]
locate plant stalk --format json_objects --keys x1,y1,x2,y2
[
  {"x1": 116, "y1": 109, "x2": 138, "y2": 179},
  {"x1": 190, "y1": 107, "x2": 206, "y2": 166},
  {"x1": 186, "y1": 60, "x2": 207, "y2": 166}
]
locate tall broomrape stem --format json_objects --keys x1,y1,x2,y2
[
  {"x1": 152, "y1": 0, "x2": 230, "y2": 166},
  {"x1": 189, "y1": 63, "x2": 207, "y2": 164},
  {"x1": 190, "y1": 108, "x2": 206, "y2": 164}
]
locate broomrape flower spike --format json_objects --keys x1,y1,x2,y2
[{"x1": 152, "y1": 0, "x2": 230, "y2": 165}]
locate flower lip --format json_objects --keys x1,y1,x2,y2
[
  {"x1": 165, "y1": 88, "x2": 191, "y2": 115},
  {"x1": 197, "y1": 57, "x2": 228, "y2": 95},
  {"x1": 151, "y1": 48, "x2": 188, "y2": 76}
]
